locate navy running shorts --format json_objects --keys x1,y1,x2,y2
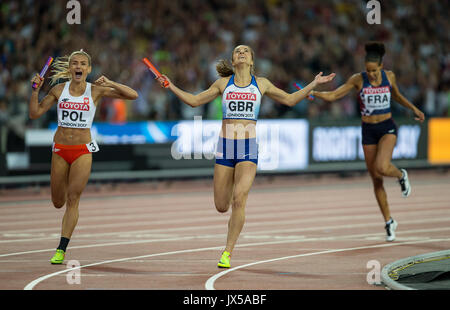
[
  {"x1": 362, "y1": 118, "x2": 398, "y2": 145},
  {"x1": 215, "y1": 137, "x2": 258, "y2": 167}
]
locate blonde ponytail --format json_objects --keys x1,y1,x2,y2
[{"x1": 49, "y1": 49, "x2": 92, "y2": 85}]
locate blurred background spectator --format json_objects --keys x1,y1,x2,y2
[{"x1": 0, "y1": 0, "x2": 448, "y2": 152}]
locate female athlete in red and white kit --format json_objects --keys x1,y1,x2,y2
[
  {"x1": 29, "y1": 50, "x2": 138, "y2": 264},
  {"x1": 312, "y1": 42, "x2": 425, "y2": 241},
  {"x1": 156, "y1": 44, "x2": 335, "y2": 268}
]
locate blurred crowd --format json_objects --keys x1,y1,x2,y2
[{"x1": 0, "y1": 0, "x2": 449, "y2": 150}]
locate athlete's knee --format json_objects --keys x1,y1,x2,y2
[
  {"x1": 232, "y1": 190, "x2": 248, "y2": 209},
  {"x1": 371, "y1": 175, "x2": 384, "y2": 188},
  {"x1": 216, "y1": 205, "x2": 229, "y2": 213},
  {"x1": 214, "y1": 198, "x2": 230, "y2": 213},
  {"x1": 214, "y1": 188, "x2": 233, "y2": 213},
  {"x1": 375, "y1": 162, "x2": 390, "y2": 176},
  {"x1": 52, "y1": 197, "x2": 65, "y2": 209},
  {"x1": 66, "y1": 189, "x2": 82, "y2": 206},
  {"x1": 51, "y1": 187, "x2": 66, "y2": 208}
]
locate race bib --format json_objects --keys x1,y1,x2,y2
[
  {"x1": 363, "y1": 86, "x2": 391, "y2": 110},
  {"x1": 86, "y1": 140, "x2": 100, "y2": 153}
]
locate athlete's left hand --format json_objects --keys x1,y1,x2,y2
[
  {"x1": 314, "y1": 72, "x2": 336, "y2": 85},
  {"x1": 94, "y1": 75, "x2": 114, "y2": 87},
  {"x1": 413, "y1": 108, "x2": 425, "y2": 123}
]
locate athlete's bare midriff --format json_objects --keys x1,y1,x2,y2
[
  {"x1": 53, "y1": 127, "x2": 92, "y2": 145},
  {"x1": 220, "y1": 118, "x2": 257, "y2": 139},
  {"x1": 361, "y1": 112, "x2": 392, "y2": 124}
]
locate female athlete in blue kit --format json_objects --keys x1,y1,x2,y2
[
  {"x1": 156, "y1": 44, "x2": 335, "y2": 268},
  {"x1": 312, "y1": 42, "x2": 425, "y2": 241}
]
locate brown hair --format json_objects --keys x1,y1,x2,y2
[{"x1": 216, "y1": 45, "x2": 255, "y2": 77}]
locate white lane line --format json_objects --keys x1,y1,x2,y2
[
  {"x1": 204, "y1": 237, "x2": 450, "y2": 290},
  {"x1": 3, "y1": 218, "x2": 450, "y2": 258},
  {"x1": 3, "y1": 196, "x2": 449, "y2": 228},
  {"x1": 2, "y1": 207, "x2": 449, "y2": 243},
  {"x1": 24, "y1": 247, "x2": 220, "y2": 290},
  {"x1": 243, "y1": 217, "x2": 450, "y2": 236},
  {"x1": 0, "y1": 236, "x2": 194, "y2": 258},
  {"x1": 23, "y1": 238, "x2": 310, "y2": 290},
  {"x1": 23, "y1": 233, "x2": 450, "y2": 290}
]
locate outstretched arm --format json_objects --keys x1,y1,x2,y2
[
  {"x1": 388, "y1": 71, "x2": 425, "y2": 122},
  {"x1": 263, "y1": 72, "x2": 336, "y2": 107},
  {"x1": 94, "y1": 75, "x2": 138, "y2": 100},
  {"x1": 157, "y1": 75, "x2": 222, "y2": 107},
  {"x1": 312, "y1": 73, "x2": 360, "y2": 102}
]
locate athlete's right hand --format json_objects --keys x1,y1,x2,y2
[
  {"x1": 31, "y1": 73, "x2": 44, "y2": 91},
  {"x1": 314, "y1": 72, "x2": 336, "y2": 86},
  {"x1": 156, "y1": 75, "x2": 171, "y2": 89}
]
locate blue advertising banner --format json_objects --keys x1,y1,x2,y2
[{"x1": 49, "y1": 121, "x2": 178, "y2": 144}]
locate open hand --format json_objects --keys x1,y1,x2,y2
[{"x1": 314, "y1": 72, "x2": 336, "y2": 85}]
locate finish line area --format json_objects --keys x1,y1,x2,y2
[{"x1": 1, "y1": 170, "x2": 449, "y2": 291}]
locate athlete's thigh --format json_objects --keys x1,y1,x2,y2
[
  {"x1": 213, "y1": 163, "x2": 235, "y2": 211},
  {"x1": 375, "y1": 134, "x2": 397, "y2": 168},
  {"x1": 233, "y1": 161, "x2": 257, "y2": 197},
  {"x1": 362, "y1": 144, "x2": 378, "y2": 177},
  {"x1": 67, "y1": 153, "x2": 92, "y2": 196},
  {"x1": 50, "y1": 152, "x2": 70, "y2": 202}
]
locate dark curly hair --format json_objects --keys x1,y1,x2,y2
[{"x1": 365, "y1": 42, "x2": 385, "y2": 64}]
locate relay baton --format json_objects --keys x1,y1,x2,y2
[
  {"x1": 142, "y1": 57, "x2": 169, "y2": 88},
  {"x1": 32, "y1": 56, "x2": 53, "y2": 89},
  {"x1": 293, "y1": 82, "x2": 314, "y2": 101}
]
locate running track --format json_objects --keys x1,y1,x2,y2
[{"x1": 0, "y1": 170, "x2": 449, "y2": 290}]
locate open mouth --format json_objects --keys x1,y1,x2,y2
[{"x1": 75, "y1": 71, "x2": 83, "y2": 78}]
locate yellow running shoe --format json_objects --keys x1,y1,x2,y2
[
  {"x1": 50, "y1": 249, "x2": 65, "y2": 264},
  {"x1": 217, "y1": 251, "x2": 231, "y2": 268}
]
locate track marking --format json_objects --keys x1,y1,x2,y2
[
  {"x1": 2, "y1": 208, "x2": 449, "y2": 243},
  {"x1": 24, "y1": 238, "x2": 310, "y2": 290},
  {"x1": 204, "y1": 237, "x2": 450, "y2": 290},
  {"x1": 0, "y1": 236, "x2": 194, "y2": 258},
  {"x1": 3, "y1": 221, "x2": 450, "y2": 258},
  {"x1": 2, "y1": 196, "x2": 449, "y2": 227},
  {"x1": 23, "y1": 234, "x2": 450, "y2": 290}
]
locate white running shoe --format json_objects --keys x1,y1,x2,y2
[
  {"x1": 385, "y1": 219, "x2": 398, "y2": 242},
  {"x1": 398, "y1": 169, "x2": 411, "y2": 197}
]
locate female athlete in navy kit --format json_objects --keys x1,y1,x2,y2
[
  {"x1": 312, "y1": 42, "x2": 425, "y2": 241},
  {"x1": 29, "y1": 50, "x2": 138, "y2": 264},
  {"x1": 156, "y1": 45, "x2": 335, "y2": 268}
]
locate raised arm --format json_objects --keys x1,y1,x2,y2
[
  {"x1": 262, "y1": 72, "x2": 336, "y2": 107},
  {"x1": 29, "y1": 74, "x2": 59, "y2": 119},
  {"x1": 312, "y1": 73, "x2": 360, "y2": 102},
  {"x1": 387, "y1": 71, "x2": 425, "y2": 122},
  {"x1": 157, "y1": 75, "x2": 223, "y2": 107},
  {"x1": 94, "y1": 75, "x2": 138, "y2": 100}
]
